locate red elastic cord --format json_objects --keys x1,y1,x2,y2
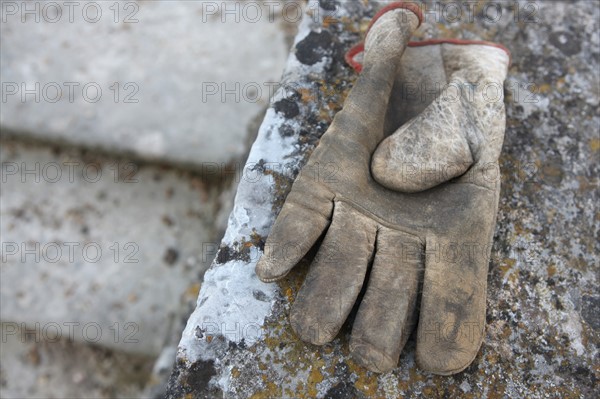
[{"x1": 344, "y1": 42, "x2": 365, "y2": 73}]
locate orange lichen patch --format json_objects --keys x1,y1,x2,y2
[
  {"x1": 206, "y1": 335, "x2": 213, "y2": 343},
  {"x1": 546, "y1": 206, "x2": 557, "y2": 224},
  {"x1": 359, "y1": 19, "x2": 370, "y2": 34},
  {"x1": 512, "y1": 219, "x2": 532, "y2": 238},
  {"x1": 577, "y1": 174, "x2": 597, "y2": 193},
  {"x1": 298, "y1": 88, "x2": 316, "y2": 103},
  {"x1": 435, "y1": 23, "x2": 456, "y2": 38},
  {"x1": 295, "y1": 381, "x2": 306, "y2": 393},
  {"x1": 250, "y1": 380, "x2": 281, "y2": 399},
  {"x1": 347, "y1": 358, "x2": 379, "y2": 396},
  {"x1": 498, "y1": 258, "x2": 516, "y2": 279},
  {"x1": 284, "y1": 287, "x2": 295, "y2": 303},
  {"x1": 537, "y1": 83, "x2": 551, "y2": 94},
  {"x1": 508, "y1": 269, "x2": 519, "y2": 285},
  {"x1": 547, "y1": 264, "x2": 557, "y2": 277},
  {"x1": 319, "y1": 107, "x2": 334, "y2": 124},
  {"x1": 307, "y1": 359, "x2": 325, "y2": 397},
  {"x1": 339, "y1": 16, "x2": 361, "y2": 33},
  {"x1": 569, "y1": 256, "x2": 588, "y2": 272},
  {"x1": 322, "y1": 16, "x2": 338, "y2": 29},
  {"x1": 485, "y1": 351, "x2": 500, "y2": 366},
  {"x1": 231, "y1": 367, "x2": 241, "y2": 378},
  {"x1": 262, "y1": 168, "x2": 294, "y2": 214},
  {"x1": 183, "y1": 282, "x2": 201, "y2": 300},
  {"x1": 408, "y1": 366, "x2": 425, "y2": 383},
  {"x1": 487, "y1": 381, "x2": 508, "y2": 399},
  {"x1": 541, "y1": 164, "x2": 563, "y2": 182},
  {"x1": 501, "y1": 323, "x2": 513, "y2": 340}
]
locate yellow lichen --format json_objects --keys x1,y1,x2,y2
[
  {"x1": 249, "y1": 380, "x2": 281, "y2": 399},
  {"x1": 537, "y1": 83, "x2": 551, "y2": 94},
  {"x1": 307, "y1": 368, "x2": 323, "y2": 397},
  {"x1": 590, "y1": 138, "x2": 600, "y2": 152},
  {"x1": 498, "y1": 258, "x2": 516, "y2": 279},
  {"x1": 348, "y1": 358, "x2": 379, "y2": 396}
]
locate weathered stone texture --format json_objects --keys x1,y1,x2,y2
[{"x1": 167, "y1": 1, "x2": 599, "y2": 398}]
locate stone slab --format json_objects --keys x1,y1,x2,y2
[
  {"x1": 0, "y1": 0, "x2": 288, "y2": 166},
  {"x1": 0, "y1": 322, "x2": 154, "y2": 398},
  {"x1": 165, "y1": 0, "x2": 600, "y2": 397},
  {"x1": 0, "y1": 138, "x2": 225, "y2": 355}
]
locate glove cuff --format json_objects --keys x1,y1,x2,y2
[{"x1": 347, "y1": 39, "x2": 511, "y2": 73}]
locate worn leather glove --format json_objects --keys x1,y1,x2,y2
[{"x1": 256, "y1": 2, "x2": 510, "y2": 375}]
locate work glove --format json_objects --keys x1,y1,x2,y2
[{"x1": 256, "y1": 1, "x2": 510, "y2": 375}]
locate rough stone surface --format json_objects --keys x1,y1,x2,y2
[
  {"x1": 0, "y1": 0, "x2": 288, "y2": 166},
  {"x1": 167, "y1": 0, "x2": 599, "y2": 397},
  {"x1": 0, "y1": 138, "x2": 223, "y2": 356},
  {"x1": 0, "y1": 322, "x2": 154, "y2": 398}
]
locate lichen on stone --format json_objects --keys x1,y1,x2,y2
[{"x1": 167, "y1": 1, "x2": 599, "y2": 398}]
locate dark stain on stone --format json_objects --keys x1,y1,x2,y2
[
  {"x1": 250, "y1": 159, "x2": 295, "y2": 214},
  {"x1": 165, "y1": 358, "x2": 221, "y2": 399},
  {"x1": 581, "y1": 295, "x2": 600, "y2": 330},
  {"x1": 324, "y1": 381, "x2": 360, "y2": 399},
  {"x1": 215, "y1": 245, "x2": 233, "y2": 264},
  {"x1": 279, "y1": 124, "x2": 295, "y2": 137},
  {"x1": 213, "y1": 229, "x2": 265, "y2": 265},
  {"x1": 252, "y1": 289, "x2": 269, "y2": 302},
  {"x1": 164, "y1": 248, "x2": 179, "y2": 266},
  {"x1": 295, "y1": 30, "x2": 333, "y2": 65},
  {"x1": 249, "y1": 229, "x2": 265, "y2": 251},
  {"x1": 214, "y1": 243, "x2": 250, "y2": 264},
  {"x1": 273, "y1": 98, "x2": 300, "y2": 119},
  {"x1": 541, "y1": 155, "x2": 565, "y2": 186},
  {"x1": 320, "y1": 0, "x2": 339, "y2": 11},
  {"x1": 186, "y1": 359, "x2": 216, "y2": 390},
  {"x1": 549, "y1": 31, "x2": 581, "y2": 56}
]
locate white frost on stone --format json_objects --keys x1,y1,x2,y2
[
  {"x1": 193, "y1": 260, "x2": 276, "y2": 344},
  {"x1": 177, "y1": 0, "x2": 336, "y2": 369},
  {"x1": 460, "y1": 380, "x2": 472, "y2": 393}
]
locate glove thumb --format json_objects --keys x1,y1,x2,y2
[{"x1": 371, "y1": 41, "x2": 510, "y2": 192}]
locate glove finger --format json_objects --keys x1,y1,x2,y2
[
  {"x1": 255, "y1": 178, "x2": 334, "y2": 282},
  {"x1": 290, "y1": 201, "x2": 377, "y2": 345},
  {"x1": 416, "y1": 231, "x2": 491, "y2": 375},
  {"x1": 350, "y1": 227, "x2": 424, "y2": 372}
]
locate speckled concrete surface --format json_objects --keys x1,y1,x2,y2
[
  {"x1": 0, "y1": 0, "x2": 288, "y2": 166},
  {"x1": 0, "y1": 322, "x2": 154, "y2": 399},
  {"x1": 0, "y1": 138, "x2": 225, "y2": 356},
  {"x1": 0, "y1": 137, "x2": 236, "y2": 397},
  {"x1": 168, "y1": 0, "x2": 599, "y2": 397}
]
